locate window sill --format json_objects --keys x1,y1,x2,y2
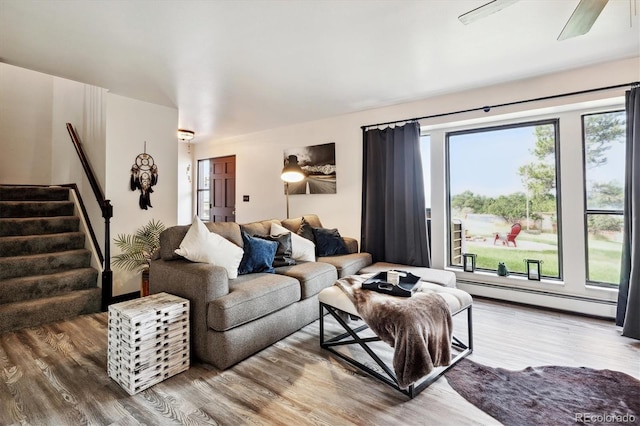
[
  {"x1": 449, "y1": 268, "x2": 564, "y2": 288},
  {"x1": 448, "y1": 268, "x2": 618, "y2": 305}
]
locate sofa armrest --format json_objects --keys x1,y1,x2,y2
[
  {"x1": 342, "y1": 236, "x2": 359, "y2": 254},
  {"x1": 149, "y1": 258, "x2": 230, "y2": 362}
]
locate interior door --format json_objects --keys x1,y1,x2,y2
[
  {"x1": 210, "y1": 155, "x2": 236, "y2": 222},
  {"x1": 198, "y1": 155, "x2": 236, "y2": 222}
]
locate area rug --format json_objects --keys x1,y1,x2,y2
[{"x1": 444, "y1": 358, "x2": 640, "y2": 426}]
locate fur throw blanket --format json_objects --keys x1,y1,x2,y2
[{"x1": 334, "y1": 275, "x2": 453, "y2": 389}]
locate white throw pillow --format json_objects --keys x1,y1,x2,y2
[
  {"x1": 175, "y1": 216, "x2": 244, "y2": 279},
  {"x1": 271, "y1": 222, "x2": 316, "y2": 262}
]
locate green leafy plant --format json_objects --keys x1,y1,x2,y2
[{"x1": 112, "y1": 219, "x2": 166, "y2": 272}]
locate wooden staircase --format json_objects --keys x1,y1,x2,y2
[{"x1": 0, "y1": 185, "x2": 101, "y2": 333}]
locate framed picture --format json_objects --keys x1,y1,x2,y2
[
  {"x1": 463, "y1": 253, "x2": 476, "y2": 272},
  {"x1": 525, "y1": 259, "x2": 542, "y2": 280},
  {"x1": 283, "y1": 143, "x2": 336, "y2": 194}
]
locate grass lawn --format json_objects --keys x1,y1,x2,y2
[
  {"x1": 466, "y1": 244, "x2": 560, "y2": 277},
  {"x1": 457, "y1": 216, "x2": 622, "y2": 284},
  {"x1": 586, "y1": 237, "x2": 623, "y2": 284}
]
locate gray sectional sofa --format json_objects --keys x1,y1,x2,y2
[{"x1": 149, "y1": 214, "x2": 372, "y2": 370}]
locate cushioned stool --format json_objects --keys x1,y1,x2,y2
[{"x1": 319, "y1": 281, "x2": 473, "y2": 398}]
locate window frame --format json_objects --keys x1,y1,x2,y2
[
  {"x1": 445, "y1": 118, "x2": 564, "y2": 280},
  {"x1": 196, "y1": 159, "x2": 211, "y2": 221},
  {"x1": 581, "y1": 109, "x2": 625, "y2": 288}
]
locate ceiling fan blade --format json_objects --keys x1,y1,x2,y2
[
  {"x1": 557, "y1": 0, "x2": 609, "y2": 41},
  {"x1": 458, "y1": 0, "x2": 520, "y2": 25}
]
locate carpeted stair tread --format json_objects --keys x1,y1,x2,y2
[
  {"x1": 0, "y1": 288, "x2": 101, "y2": 333},
  {"x1": 0, "y1": 249, "x2": 91, "y2": 280},
  {"x1": 0, "y1": 186, "x2": 69, "y2": 202},
  {"x1": 0, "y1": 201, "x2": 75, "y2": 218},
  {"x1": 0, "y1": 216, "x2": 80, "y2": 237},
  {"x1": 0, "y1": 268, "x2": 98, "y2": 304},
  {"x1": 0, "y1": 232, "x2": 85, "y2": 257}
]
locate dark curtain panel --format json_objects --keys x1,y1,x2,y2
[
  {"x1": 361, "y1": 122, "x2": 430, "y2": 267},
  {"x1": 617, "y1": 87, "x2": 640, "y2": 340}
]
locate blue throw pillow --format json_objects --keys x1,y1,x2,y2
[
  {"x1": 312, "y1": 227, "x2": 348, "y2": 257},
  {"x1": 238, "y1": 231, "x2": 278, "y2": 275}
]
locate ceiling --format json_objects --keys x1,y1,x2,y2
[{"x1": 1, "y1": 0, "x2": 638, "y2": 142}]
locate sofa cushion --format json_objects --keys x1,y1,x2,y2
[
  {"x1": 281, "y1": 214, "x2": 322, "y2": 234},
  {"x1": 256, "y1": 233, "x2": 296, "y2": 267},
  {"x1": 241, "y1": 219, "x2": 281, "y2": 237},
  {"x1": 207, "y1": 273, "x2": 301, "y2": 331},
  {"x1": 317, "y1": 252, "x2": 373, "y2": 278},
  {"x1": 174, "y1": 216, "x2": 244, "y2": 279},
  {"x1": 313, "y1": 227, "x2": 349, "y2": 256},
  {"x1": 275, "y1": 261, "x2": 337, "y2": 300},
  {"x1": 271, "y1": 222, "x2": 315, "y2": 262},
  {"x1": 159, "y1": 225, "x2": 191, "y2": 260},
  {"x1": 342, "y1": 236, "x2": 359, "y2": 254},
  {"x1": 160, "y1": 221, "x2": 242, "y2": 260},
  {"x1": 238, "y1": 231, "x2": 278, "y2": 275},
  {"x1": 206, "y1": 222, "x2": 243, "y2": 247}
]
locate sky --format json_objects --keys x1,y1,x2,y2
[{"x1": 419, "y1": 121, "x2": 625, "y2": 208}]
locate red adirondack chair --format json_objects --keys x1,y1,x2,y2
[{"x1": 494, "y1": 223, "x2": 522, "y2": 247}]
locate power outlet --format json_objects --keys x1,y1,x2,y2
[{"x1": 243, "y1": 195, "x2": 250, "y2": 202}]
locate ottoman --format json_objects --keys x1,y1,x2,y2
[
  {"x1": 358, "y1": 262, "x2": 457, "y2": 288},
  {"x1": 318, "y1": 280, "x2": 473, "y2": 398}
]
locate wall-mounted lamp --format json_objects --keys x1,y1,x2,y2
[
  {"x1": 462, "y1": 253, "x2": 477, "y2": 272},
  {"x1": 280, "y1": 155, "x2": 305, "y2": 218},
  {"x1": 178, "y1": 129, "x2": 195, "y2": 153},
  {"x1": 525, "y1": 259, "x2": 543, "y2": 280}
]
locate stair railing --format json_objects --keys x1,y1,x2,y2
[{"x1": 66, "y1": 123, "x2": 113, "y2": 311}]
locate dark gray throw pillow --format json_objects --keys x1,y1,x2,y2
[
  {"x1": 312, "y1": 227, "x2": 348, "y2": 257},
  {"x1": 256, "y1": 233, "x2": 296, "y2": 267},
  {"x1": 297, "y1": 216, "x2": 315, "y2": 242}
]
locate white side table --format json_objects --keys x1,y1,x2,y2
[{"x1": 108, "y1": 292, "x2": 190, "y2": 395}]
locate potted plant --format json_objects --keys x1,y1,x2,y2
[{"x1": 112, "y1": 219, "x2": 166, "y2": 296}]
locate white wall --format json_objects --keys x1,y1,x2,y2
[
  {"x1": 51, "y1": 78, "x2": 85, "y2": 186},
  {"x1": 177, "y1": 141, "x2": 193, "y2": 225},
  {"x1": 194, "y1": 56, "x2": 640, "y2": 317},
  {"x1": 194, "y1": 113, "x2": 363, "y2": 238},
  {"x1": 0, "y1": 63, "x2": 180, "y2": 298},
  {"x1": 51, "y1": 77, "x2": 108, "y2": 276},
  {"x1": 106, "y1": 94, "x2": 179, "y2": 295},
  {"x1": 0, "y1": 63, "x2": 52, "y2": 184}
]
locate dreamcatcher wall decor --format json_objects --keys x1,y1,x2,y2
[{"x1": 129, "y1": 142, "x2": 158, "y2": 210}]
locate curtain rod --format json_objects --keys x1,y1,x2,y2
[{"x1": 361, "y1": 81, "x2": 639, "y2": 130}]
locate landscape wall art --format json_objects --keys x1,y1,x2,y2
[{"x1": 283, "y1": 142, "x2": 336, "y2": 194}]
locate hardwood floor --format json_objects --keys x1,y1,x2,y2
[{"x1": 0, "y1": 298, "x2": 637, "y2": 425}]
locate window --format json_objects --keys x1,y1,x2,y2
[
  {"x1": 583, "y1": 110, "x2": 626, "y2": 286},
  {"x1": 197, "y1": 159, "x2": 211, "y2": 221},
  {"x1": 446, "y1": 120, "x2": 561, "y2": 279}
]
